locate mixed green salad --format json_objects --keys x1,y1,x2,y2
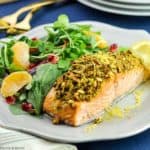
[{"x1": 0, "y1": 15, "x2": 126, "y2": 116}]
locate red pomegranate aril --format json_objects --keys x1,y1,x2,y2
[
  {"x1": 6, "y1": 96, "x2": 16, "y2": 105},
  {"x1": 47, "y1": 54, "x2": 59, "y2": 64},
  {"x1": 29, "y1": 63, "x2": 38, "y2": 69},
  {"x1": 109, "y1": 43, "x2": 118, "y2": 52},
  {"x1": 30, "y1": 48, "x2": 38, "y2": 53},
  {"x1": 22, "y1": 102, "x2": 33, "y2": 112},
  {"x1": 28, "y1": 63, "x2": 38, "y2": 74},
  {"x1": 32, "y1": 37, "x2": 38, "y2": 41}
]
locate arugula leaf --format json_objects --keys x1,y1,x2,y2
[
  {"x1": 53, "y1": 14, "x2": 69, "y2": 29},
  {"x1": 0, "y1": 47, "x2": 6, "y2": 78},
  {"x1": 0, "y1": 43, "x2": 14, "y2": 77},
  {"x1": 0, "y1": 66, "x2": 5, "y2": 80},
  {"x1": 0, "y1": 78, "x2": 3, "y2": 85},
  {"x1": 27, "y1": 63, "x2": 62, "y2": 115},
  {"x1": 58, "y1": 59, "x2": 71, "y2": 71},
  {"x1": 0, "y1": 41, "x2": 15, "y2": 73},
  {"x1": 9, "y1": 63, "x2": 24, "y2": 72},
  {"x1": 118, "y1": 46, "x2": 129, "y2": 52},
  {"x1": 18, "y1": 93, "x2": 26, "y2": 102},
  {"x1": 9, "y1": 104, "x2": 27, "y2": 115}
]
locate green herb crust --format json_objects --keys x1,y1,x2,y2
[{"x1": 54, "y1": 51, "x2": 143, "y2": 102}]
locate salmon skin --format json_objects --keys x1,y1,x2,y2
[{"x1": 43, "y1": 51, "x2": 149, "y2": 126}]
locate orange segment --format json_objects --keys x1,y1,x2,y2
[
  {"x1": 0, "y1": 71, "x2": 32, "y2": 97},
  {"x1": 12, "y1": 42, "x2": 30, "y2": 70},
  {"x1": 84, "y1": 31, "x2": 108, "y2": 49}
]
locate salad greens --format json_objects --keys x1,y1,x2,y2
[
  {"x1": 9, "y1": 104, "x2": 27, "y2": 115},
  {"x1": 0, "y1": 14, "x2": 128, "y2": 115},
  {"x1": 0, "y1": 42, "x2": 14, "y2": 76},
  {"x1": 27, "y1": 64, "x2": 62, "y2": 115}
]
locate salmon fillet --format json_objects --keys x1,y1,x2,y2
[{"x1": 43, "y1": 51, "x2": 149, "y2": 126}]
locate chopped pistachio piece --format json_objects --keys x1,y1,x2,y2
[{"x1": 54, "y1": 51, "x2": 143, "y2": 102}]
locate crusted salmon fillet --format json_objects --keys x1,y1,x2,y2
[{"x1": 43, "y1": 51, "x2": 149, "y2": 126}]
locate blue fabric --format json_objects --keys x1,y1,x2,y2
[{"x1": 0, "y1": 1, "x2": 150, "y2": 150}]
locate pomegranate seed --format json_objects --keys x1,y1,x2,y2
[
  {"x1": 47, "y1": 54, "x2": 59, "y2": 64},
  {"x1": 6, "y1": 96, "x2": 16, "y2": 105},
  {"x1": 32, "y1": 37, "x2": 38, "y2": 41},
  {"x1": 28, "y1": 59, "x2": 50, "y2": 74},
  {"x1": 109, "y1": 43, "x2": 118, "y2": 52},
  {"x1": 21, "y1": 102, "x2": 33, "y2": 112},
  {"x1": 28, "y1": 63, "x2": 38, "y2": 74},
  {"x1": 29, "y1": 63, "x2": 38, "y2": 69},
  {"x1": 30, "y1": 48, "x2": 38, "y2": 53}
]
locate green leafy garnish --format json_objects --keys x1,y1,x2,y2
[
  {"x1": 53, "y1": 14, "x2": 69, "y2": 28},
  {"x1": 27, "y1": 64, "x2": 62, "y2": 115},
  {"x1": 119, "y1": 46, "x2": 129, "y2": 52},
  {"x1": 58, "y1": 59, "x2": 71, "y2": 71},
  {"x1": 9, "y1": 104, "x2": 27, "y2": 115}
]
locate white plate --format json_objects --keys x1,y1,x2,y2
[
  {"x1": 92, "y1": 0, "x2": 150, "y2": 10},
  {"x1": 0, "y1": 21, "x2": 150, "y2": 143},
  {"x1": 110, "y1": 0, "x2": 150, "y2": 4},
  {"x1": 78, "y1": 0, "x2": 150, "y2": 16}
]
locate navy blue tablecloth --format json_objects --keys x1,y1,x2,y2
[{"x1": 0, "y1": 1, "x2": 150, "y2": 150}]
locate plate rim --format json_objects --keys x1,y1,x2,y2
[
  {"x1": 78, "y1": 0, "x2": 150, "y2": 16},
  {"x1": 109, "y1": 0, "x2": 150, "y2": 4},
  {"x1": 91, "y1": 0, "x2": 150, "y2": 10},
  {"x1": 1, "y1": 123, "x2": 150, "y2": 143}
]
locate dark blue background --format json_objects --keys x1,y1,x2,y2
[{"x1": 0, "y1": 0, "x2": 150, "y2": 149}]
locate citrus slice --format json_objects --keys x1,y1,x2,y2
[
  {"x1": 12, "y1": 42, "x2": 30, "y2": 70},
  {"x1": 130, "y1": 40, "x2": 150, "y2": 72},
  {"x1": 84, "y1": 31, "x2": 108, "y2": 49},
  {"x1": 0, "y1": 71, "x2": 32, "y2": 97}
]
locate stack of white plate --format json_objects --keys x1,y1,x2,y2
[{"x1": 78, "y1": 0, "x2": 150, "y2": 16}]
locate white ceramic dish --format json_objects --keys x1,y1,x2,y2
[
  {"x1": 78, "y1": 0, "x2": 150, "y2": 16},
  {"x1": 110, "y1": 0, "x2": 150, "y2": 4},
  {"x1": 0, "y1": 21, "x2": 150, "y2": 143},
  {"x1": 92, "y1": 0, "x2": 150, "y2": 10}
]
